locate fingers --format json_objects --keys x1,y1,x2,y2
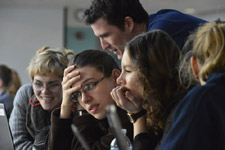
[
  {"x1": 62, "y1": 66, "x2": 83, "y2": 105},
  {"x1": 62, "y1": 77, "x2": 82, "y2": 100},
  {"x1": 111, "y1": 86, "x2": 122, "y2": 106},
  {"x1": 111, "y1": 86, "x2": 142, "y2": 113},
  {"x1": 63, "y1": 66, "x2": 80, "y2": 83},
  {"x1": 61, "y1": 65, "x2": 84, "y2": 118},
  {"x1": 62, "y1": 66, "x2": 81, "y2": 90},
  {"x1": 62, "y1": 74, "x2": 81, "y2": 90},
  {"x1": 111, "y1": 86, "x2": 130, "y2": 109},
  {"x1": 64, "y1": 65, "x2": 75, "y2": 77},
  {"x1": 125, "y1": 91, "x2": 143, "y2": 112}
]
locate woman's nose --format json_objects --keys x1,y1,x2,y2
[
  {"x1": 41, "y1": 86, "x2": 52, "y2": 94},
  {"x1": 116, "y1": 74, "x2": 125, "y2": 85},
  {"x1": 80, "y1": 92, "x2": 92, "y2": 104}
]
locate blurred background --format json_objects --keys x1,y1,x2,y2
[{"x1": 0, "y1": 0, "x2": 225, "y2": 85}]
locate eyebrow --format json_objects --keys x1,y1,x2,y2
[
  {"x1": 124, "y1": 65, "x2": 136, "y2": 68},
  {"x1": 98, "y1": 32, "x2": 110, "y2": 38},
  {"x1": 81, "y1": 78, "x2": 96, "y2": 85},
  {"x1": 34, "y1": 79, "x2": 61, "y2": 84}
]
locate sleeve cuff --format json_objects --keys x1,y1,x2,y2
[{"x1": 51, "y1": 108, "x2": 72, "y2": 128}]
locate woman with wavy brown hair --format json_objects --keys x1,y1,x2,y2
[{"x1": 111, "y1": 30, "x2": 187, "y2": 149}]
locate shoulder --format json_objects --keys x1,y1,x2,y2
[
  {"x1": 0, "y1": 92, "x2": 13, "y2": 103},
  {"x1": 16, "y1": 84, "x2": 33, "y2": 97},
  {"x1": 149, "y1": 9, "x2": 184, "y2": 19},
  {"x1": 17, "y1": 84, "x2": 33, "y2": 92},
  {"x1": 176, "y1": 86, "x2": 204, "y2": 109},
  {"x1": 149, "y1": 9, "x2": 206, "y2": 25},
  {"x1": 187, "y1": 82, "x2": 225, "y2": 102},
  {"x1": 174, "y1": 81, "x2": 225, "y2": 119},
  {"x1": 13, "y1": 84, "x2": 33, "y2": 105},
  {"x1": 199, "y1": 82, "x2": 225, "y2": 106}
]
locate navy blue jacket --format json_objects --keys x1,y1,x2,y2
[
  {"x1": 148, "y1": 9, "x2": 207, "y2": 50},
  {"x1": 0, "y1": 90, "x2": 13, "y2": 118},
  {"x1": 159, "y1": 71, "x2": 225, "y2": 150}
]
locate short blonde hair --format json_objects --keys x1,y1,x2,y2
[
  {"x1": 193, "y1": 20, "x2": 225, "y2": 81},
  {"x1": 27, "y1": 46, "x2": 75, "y2": 80}
]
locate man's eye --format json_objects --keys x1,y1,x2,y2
[
  {"x1": 103, "y1": 33, "x2": 109, "y2": 37},
  {"x1": 83, "y1": 83, "x2": 95, "y2": 92}
]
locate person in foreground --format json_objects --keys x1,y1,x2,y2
[
  {"x1": 111, "y1": 30, "x2": 187, "y2": 149},
  {"x1": 84, "y1": 0, "x2": 206, "y2": 59},
  {"x1": 9, "y1": 47, "x2": 74, "y2": 150},
  {"x1": 48, "y1": 50, "x2": 133, "y2": 150},
  {"x1": 159, "y1": 20, "x2": 225, "y2": 150}
]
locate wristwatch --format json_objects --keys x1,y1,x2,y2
[{"x1": 127, "y1": 109, "x2": 147, "y2": 123}]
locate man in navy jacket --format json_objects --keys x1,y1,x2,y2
[{"x1": 84, "y1": 0, "x2": 206, "y2": 59}]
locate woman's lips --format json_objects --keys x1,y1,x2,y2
[
  {"x1": 41, "y1": 96, "x2": 53, "y2": 103},
  {"x1": 88, "y1": 104, "x2": 99, "y2": 114}
]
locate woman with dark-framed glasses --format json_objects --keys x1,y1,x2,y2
[
  {"x1": 9, "y1": 46, "x2": 75, "y2": 150},
  {"x1": 48, "y1": 50, "x2": 133, "y2": 150}
]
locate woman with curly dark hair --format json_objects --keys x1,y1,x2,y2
[{"x1": 111, "y1": 30, "x2": 187, "y2": 149}]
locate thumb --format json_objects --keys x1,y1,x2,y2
[{"x1": 125, "y1": 91, "x2": 135, "y2": 102}]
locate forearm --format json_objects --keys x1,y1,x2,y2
[
  {"x1": 132, "y1": 116, "x2": 159, "y2": 150},
  {"x1": 60, "y1": 103, "x2": 73, "y2": 118},
  {"x1": 48, "y1": 108, "x2": 73, "y2": 150}
]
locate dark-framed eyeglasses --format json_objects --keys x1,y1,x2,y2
[
  {"x1": 71, "y1": 77, "x2": 105, "y2": 102},
  {"x1": 33, "y1": 81, "x2": 61, "y2": 92}
]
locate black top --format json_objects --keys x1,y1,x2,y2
[{"x1": 48, "y1": 107, "x2": 133, "y2": 150}]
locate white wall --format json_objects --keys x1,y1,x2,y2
[
  {"x1": 0, "y1": 7, "x2": 64, "y2": 85},
  {"x1": 198, "y1": 12, "x2": 225, "y2": 22},
  {"x1": 1, "y1": 6, "x2": 224, "y2": 86}
]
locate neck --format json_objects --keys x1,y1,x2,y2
[
  {"x1": 132, "y1": 22, "x2": 147, "y2": 36},
  {"x1": 199, "y1": 78, "x2": 206, "y2": 85}
]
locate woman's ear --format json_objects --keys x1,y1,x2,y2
[
  {"x1": 124, "y1": 16, "x2": 134, "y2": 33},
  {"x1": 111, "y1": 69, "x2": 121, "y2": 82},
  {"x1": 191, "y1": 56, "x2": 200, "y2": 79}
]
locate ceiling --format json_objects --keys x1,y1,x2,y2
[{"x1": 0, "y1": 0, "x2": 225, "y2": 17}]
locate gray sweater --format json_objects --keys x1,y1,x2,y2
[{"x1": 9, "y1": 84, "x2": 50, "y2": 150}]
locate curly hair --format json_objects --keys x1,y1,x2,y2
[
  {"x1": 126, "y1": 30, "x2": 184, "y2": 135},
  {"x1": 84, "y1": 0, "x2": 148, "y2": 31}
]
